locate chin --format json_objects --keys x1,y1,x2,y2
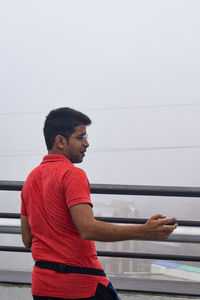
[{"x1": 73, "y1": 157, "x2": 83, "y2": 164}]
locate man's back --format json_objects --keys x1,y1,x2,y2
[{"x1": 21, "y1": 154, "x2": 109, "y2": 298}]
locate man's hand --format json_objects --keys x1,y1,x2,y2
[{"x1": 142, "y1": 214, "x2": 178, "y2": 240}]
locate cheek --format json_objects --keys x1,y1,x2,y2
[{"x1": 70, "y1": 145, "x2": 80, "y2": 156}]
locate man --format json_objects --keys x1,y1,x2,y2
[{"x1": 21, "y1": 107, "x2": 177, "y2": 300}]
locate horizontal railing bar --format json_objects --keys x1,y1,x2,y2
[
  {"x1": 1, "y1": 212, "x2": 200, "y2": 227},
  {"x1": 0, "y1": 226, "x2": 200, "y2": 243},
  {"x1": 0, "y1": 213, "x2": 20, "y2": 218},
  {"x1": 0, "y1": 246, "x2": 200, "y2": 262},
  {"x1": 1, "y1": 180, "x2": 200, "y2": 197},
  {"x1": 165, "y1": 234, "x2": 200, "y2": 243},
  {"x1": 0, "y1": 226, "x2": 21, "y2": 234},
  {"x1": 96, "y1": 217, "x2": 200, "y2": 227},
  {"x1": 98, "y1": 251, "x2": 200, "y2": 262},
  {"x1": 0, "y1": 181, "x2": 23, "y2": 191},
  {"x1": 91, "y1": 184, "x2": 200, "y2": 197},
  {"x1": 0, "y1": 246, "x2": 30, "y2": 252}
]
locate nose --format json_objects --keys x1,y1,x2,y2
[{"x1": 84, "y1": 139, "x2": 89, "y2": 148}]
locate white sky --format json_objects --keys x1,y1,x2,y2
[{"x1": 0, "y1": 0, "x2": 200, "y2": 188}]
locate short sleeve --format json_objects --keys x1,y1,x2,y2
[{"x1": 63, "y1": 167, "x2": 92, "y2": 208}]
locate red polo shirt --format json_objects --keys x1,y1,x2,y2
[{"x1": 21, "y1": 154, "x2": 109, "y2": 298}]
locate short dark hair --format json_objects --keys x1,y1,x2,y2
[{"x1": 43, "y1": 107, "x2": 92, "y2": 150}]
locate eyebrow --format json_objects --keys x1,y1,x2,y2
[{"x1": 76, "y1": 133, "x2": 87, "y2": 137}]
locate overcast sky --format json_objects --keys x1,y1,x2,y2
[{"x1": 0, "y1": 0, "x2": 200, "y2": 188}]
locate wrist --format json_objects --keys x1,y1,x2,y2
[{"x1": 138, "y1": 224, "x2": 147, "y2": 239}]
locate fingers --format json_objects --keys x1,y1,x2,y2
[
  {"x1": 155, "y1": 224, "x2": 178, "y2": 239},
  {"x1": 150, "y1": 214, "x2": 166, "y2": 220},
  {"x1": 163, "y1": 223, "x2": 178, "y2": 232},
  {"x1": 160, "y1": 217, "x2": 177, "y2": 226},
  {"x1": 160, "y1": 222, "x2": 178, "y2": 239},
  {"x1": 150, "y1": 215, "x2": 177, "y2": 226},
  {"x1": 160, "y1": 233, "x2": 172, "y2": 239}
]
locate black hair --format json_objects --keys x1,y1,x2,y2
[{"x1": 43, "y1": 107, "x2": 91, "y2": 150}]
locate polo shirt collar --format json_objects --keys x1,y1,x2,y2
[{"x1": 42, "y1": 154, "x2": 73, "y2": 165}]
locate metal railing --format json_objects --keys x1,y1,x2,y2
[{"x1": 1, "y1": 180, "x2": 200, "y2": 297}]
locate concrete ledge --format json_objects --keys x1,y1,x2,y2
[
  {"x1": 111, "y1": 277, "x2": 200, "y2": 297},
  {"x1": 0, "y1": 270, "x2": 31, "y2": 285}
]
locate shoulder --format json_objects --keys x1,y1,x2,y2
[
  {"x1": 61, "y1": 166, "x2": 90, "y2": 193},
  {"x1": 64, "y1": 165, "x2": 88, "y2": 182},
  {"x1": 21, "y1": 166, "x2": 41, "y2": 200},
  {"x1": 22, "y1": 165, "x2": 40, "y2": 188}
]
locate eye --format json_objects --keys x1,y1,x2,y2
[{"x1": 76, "y1": 136, "x2": 83, "y2": 141}]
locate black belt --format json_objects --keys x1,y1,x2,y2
[{"x1": 35, "y1": 261, "x2": 106, "y2": 277}]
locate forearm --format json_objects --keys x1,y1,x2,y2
[
  {"x1": 21, "y1": 215, "x2": 33, "y2": 248},
  {"x1": 82, "y1": 219, "x2": 145, "y2": 241}
]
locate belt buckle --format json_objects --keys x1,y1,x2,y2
[{"x1": 55, "y1": 263, "x2": 67, "y2": 273}]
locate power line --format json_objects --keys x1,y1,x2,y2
[
  {"x1": 90, "y1": 145, "x2": 200, "y2": 153},
  {"x1": 0, "y1": 151, "x2": 42, "y2": 157},
  {"x1": 84, "y1": 103, "x2": 200, "y2": 112},
  {"x1": 1, "y1": 103, "x2": 200, "y2": 115},
  {"x1": 1, "y1": 145, "x2": 200, "y2": 157},
  {"x1": 0, "y1": 111, "x2": 46, "y2": 116}
]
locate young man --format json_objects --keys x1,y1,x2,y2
[{"x1": 21, "y1": 107, "x2": 177, "y2": 300}]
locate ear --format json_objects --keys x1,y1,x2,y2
[{"x1": 54, "y1": 135, "x2": 66, "y2": 150}]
